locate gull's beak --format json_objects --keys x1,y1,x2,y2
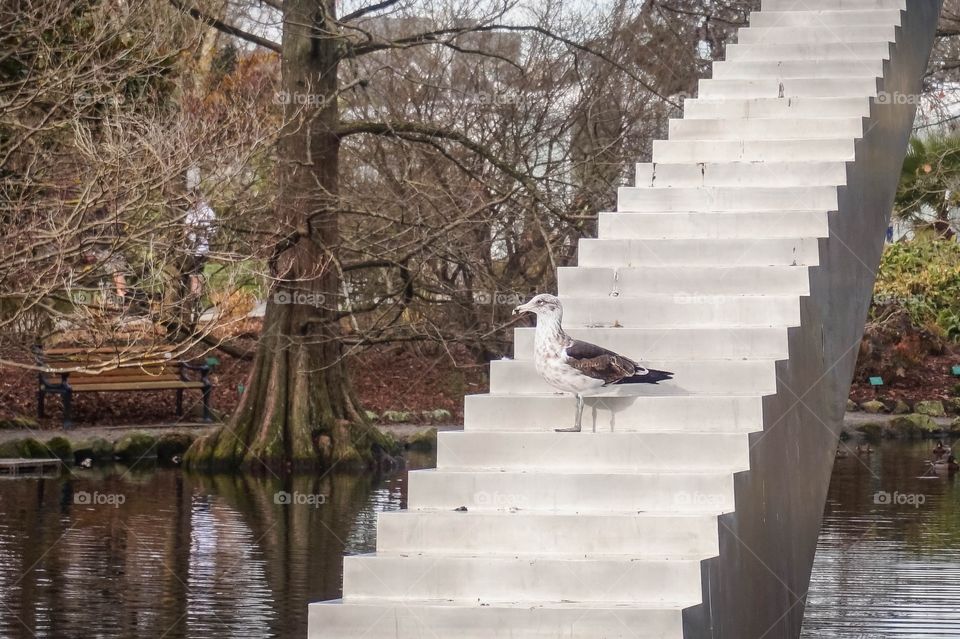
[{"x1": 513, "y1": 301, "x2": 533, "y2": 316}]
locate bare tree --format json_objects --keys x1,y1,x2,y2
[{"x1": 0, "y1": 1, "x2": 277, "y2": 401}]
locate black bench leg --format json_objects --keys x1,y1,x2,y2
[
  {"x1": 202, "y1": 385, "x2": 213, "y2": 423},
  {"x1": 176, "y1": 388, "x2": 184, "y2": 416},
  {"x1": 62, "y1": 390, "x2": 73, "y2": 430},
  {"x1": 38, "y1": 389, "x2": 45, "y2": 419}
]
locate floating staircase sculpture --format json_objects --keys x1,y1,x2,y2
[{"x1": 310, "y1": 1, "x2": 942, "y2": 637}]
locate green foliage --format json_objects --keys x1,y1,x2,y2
[
  {"x1": 113, "y1": 432, "x2": 157, "y2": 461},
  {"x1": 914, "y1": 400, "x2": 946, "y2": 417},
  {"x1": 0, "y1": 440, "x2": 23, "y2": 458},
  {"x1": 21, "y1": 438, "x2": 51, "y2": 458},
  {"x1": 0, "y1": 438, "x2": 52, "y2": 459},
  {"x1": 0, "y1": 416, "x2": 39, "y2": 429},
  {"x1": 205, "y1": 260, "x2": 267, "y2": 298},
  {"x1": 421, "y1": 409, "x2": 452, "y2": 422},
  {"x1": 407, "y1": 428, "x2": 437, "y2": 452},
  {"x1": 896, "y1": 132, "x2": 960, "y2": 226},
  {"x1": 45, "y1": 436, "x2": 73, "y2": 461},
  {"x1": 891, "y1": 413, "x2": 942, "y2": 438},
  {"x1": 382, "y1": 410, "x2": 412, "y2": 423},
  {"x1": 873, "y1": 239, "x2": 960, "y2": 340},
  {"x1": 74, "y1": 437, "x2": 114, "y2": 461}
]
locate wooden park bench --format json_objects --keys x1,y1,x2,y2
[{"x1": 35, "y1": 345, "x2": 213, "y2": 429}]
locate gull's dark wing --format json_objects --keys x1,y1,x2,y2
[{"x1": 563, "y1": 339, "x2": 638, "y2": 384}]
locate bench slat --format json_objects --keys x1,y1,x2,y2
[
  {"x1": 42, "y1": 364, "x2": 181, "y2": 376},
  {"x1": 68, "y1": 381, "x2": 206, "y2": 392},
  {"x1": 43, "y1": 359, "x2": 173, "y2": 368},
  {"x1": 43, "y1": 345, "x2": 175, "y2": 356},
  {"x1": 70, "y1": 366, "x2": 173, "y2": 377},
  {"x1": 70, "y1": 374, "x2": 183, "y2": 385}
]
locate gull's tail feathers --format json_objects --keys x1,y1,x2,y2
[{"x1": 616, "y1": 368, "x2": 674, "y2": 385}]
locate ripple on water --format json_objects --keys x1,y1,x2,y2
[
  {"x1": 0, "y1": 446, "x2": 956, "y2": 638},
  {"x1": 802, "y1": 443, "x2": 960, "y2": 638}
]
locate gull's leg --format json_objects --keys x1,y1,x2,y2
[{"x1": 555, "y1": 394, "x2": 583, "y2": 433}]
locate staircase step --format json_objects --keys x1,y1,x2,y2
[
  {"x1": 463, "y1": 393, "x2": 764, "y2": 433},
  {"x1": 343, "y1": 553, "x2": 704, "y2": 604},
  {"x1": 557, "y1": 265, "x2": 810, "y2": 297},
  {"x1": 669, "y1": 117, "x2": 862, "y2": 140},
  {"x1": 725, "y1": 40, "x2": 892, "y2": 61},
  {"x1": 578, "y1": 238, "x2": 820, "y2": 267},
  {"x1": 309, "y1": 599, "x2": 689, "y2": 639},
  {"x1": 749, "y1": 9, "x2": 902, "y2": 27},
  {"x1": 513, "y1": 325, "x2": 790, "y2": 359},
  {"x1": 653, "y1": 138, "x2": 855, "y2": 163},
  {"x1": 407, "y1": 468, "x2": 736, "y2": 512},
  {"x1": 436, "y1": 431, "x2": 751, "y2": 472},
  {"x1": 737, "y1": 25, "x2": 897, "y2": 44},
  {"x1": 698, "y1": 77, "x2": 879, "y2": 99},
  {"x1": 618, "y1": 185, "x2": 838, "y2": 211},
  {"x1": 556, "y1": 295, "x2": 801, "y2": 328},
  {"x1": 762, "y1": 0, "x2": 905, "y2": 11},
  {"x1": 598, "y1": 210, "x2": 830, "y2": 240},
  {"x1": 376, "y1": 510, "x2": 720, "y2": 556},
  {"x1": 683, "y1": 96, "x2": 871, "y2": 119},
  {"x1": 713, "y1": 59, "x2": 886, "y2": 79},
  {"x1": 489, "y1": 358, "x2": 778, "y2": 395},
  {"x1": 635, "y1": 161, "x2": 847, "y2": 188}
]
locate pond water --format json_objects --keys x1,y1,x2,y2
[
  {"x1": 802, "y1": 441, "x2": 960, "y2": 638},
  {"x1": 0, "y1": 443, "x2": 956, "y2": 638}
]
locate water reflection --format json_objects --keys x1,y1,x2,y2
[
  {"x1": 1, "y1": 444, "x2": 957, "y2": 638},
  {"x1": 803, "y1": 441, "x2": 960, "y2": 638},
  {"x1": 0, "y1": 452, "x2": 433, "y2": 639}
]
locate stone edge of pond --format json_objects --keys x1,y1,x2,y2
[
  {"x1": 842, "y1": 411, "x2": 960, "y2": 441},
  {"x1": 0, "y1": 422, "x2": 459, "y2": 461}
]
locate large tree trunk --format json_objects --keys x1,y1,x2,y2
[{"x1": 187, "y1": 0, "x2": 394, "y2": 472}]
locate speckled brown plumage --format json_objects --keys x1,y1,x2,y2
[{"x1": 564, "y1": 338, "x2": 641, "y2": 385}]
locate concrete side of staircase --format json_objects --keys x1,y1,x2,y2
[{"x1": 684, "y1": 1, "x2": 943, "y2": 637}]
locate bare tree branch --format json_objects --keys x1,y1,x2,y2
[
  {"x1": 340, "y1": 0, "x2": 403, "y2": 23},
  {"x1": 169, "y1": 0, "x2": 281, "y2": 52}
]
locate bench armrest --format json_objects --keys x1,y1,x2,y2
[
  {"x1": 34, "y1": 346, "x2": 71, "y2": 388},
  {"x1": 39, "y1": 372, "x2": 71, "y2": 390},
  {"x1": 178, "y1": 362, "x2": 212, "y2": 385}
]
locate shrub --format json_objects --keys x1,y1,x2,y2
[
  {"x1": 113, "y1": 432, "x2": 158, "y2": 462},
  {"x1": 74, "y1": 438, "x2": 114, "y2": 462},
  {"x1": 45, "y1": 437, "x2": 73, "y2": 461},
  {"x1": 873, "y1": 239, "x2": 960, "y2": 340}
]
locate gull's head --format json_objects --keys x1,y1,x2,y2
[{"x1": 512, "y1": 293, "x2": 562, "y2": 321}]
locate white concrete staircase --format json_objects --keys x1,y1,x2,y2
[{"x1": 309, "y1": 1, "x2": 942, "y2": 637}]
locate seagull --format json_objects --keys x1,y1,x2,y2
[{"x1": 512, "y1": 293, "x2": 673, "y2": 432}]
